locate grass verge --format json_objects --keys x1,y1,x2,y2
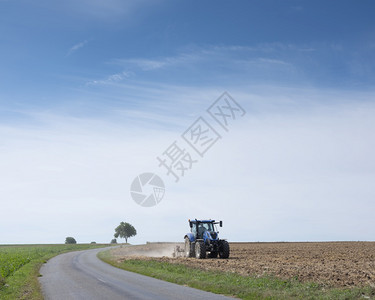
[
  {"x1": 0, "y1": 244, "x2": 109, "y2": 300},
  {"x1": 98, "y1": 250, "x2": 375, "y2": 299}
]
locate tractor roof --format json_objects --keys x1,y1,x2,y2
[{"x1": 189, "y1": 219, "x2": 215, "y2": 223}]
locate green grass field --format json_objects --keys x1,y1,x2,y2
[
  {"x1": 0, "y1": 244, "x2": 107, "y2": 300},
  {"x1": 98, "y1": 250, "x2": 375, "y2": 300}
]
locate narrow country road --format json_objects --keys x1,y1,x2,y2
[{"x1": 39, "y1": 247, "x2": 232, "y2": 300}]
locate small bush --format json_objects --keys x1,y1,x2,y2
[{"x1": 110, "y1": 239, "x2": 117, "y2": 244}]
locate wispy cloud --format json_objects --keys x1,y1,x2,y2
[
  {"x1": 107, "y1": 44, "x2": 304, "y2": 87},
  {"x1": 254, "y1": 58, "x2": 291, "y2": 65},
  {"x1": 115, "y1": 52, "x2": 201, "y2": 71},
  {"x1": 86, "y1": 71, "x2": 132, "y2": 86},
  {"x1": 124, "y1": 59, "x2": 167, "y2": 71},
  {"x1": 211, "y1": 43, "x2": 316, "y2": 53},
  {"x1": 113, "y1": 43, "x2": 313, "y2": 74},
  {"x1": 67, "y1": 40, "x2": 88, "y2": 56}
]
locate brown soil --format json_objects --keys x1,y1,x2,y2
[{"x1": 111, "y1": 242, "x2": 375, "y2": 288}]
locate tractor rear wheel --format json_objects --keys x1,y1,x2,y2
[
  {"x1": 219, "y1": 240, "x2": 230, "y2": 259},
  {"x1": 185, "y1": 237, "x2": 194, "y2": 257},
  {"x1": 208, "y1": 251, "x2": 218, "y2": 258},
  {"x1": 195, "y1": 241, "x2": 206, "y2": 259}
]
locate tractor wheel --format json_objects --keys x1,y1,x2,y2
[
  {"x1": 195, "y1": 241, "x2": 206, "y2": 259},
  {"x1": 208, "y1": 251, "x2": 218, "y2": 258},
  {"x1": 219, "y1": 240, "x2": 230, "y2": 259},
  {"x1": 185, "y1": 237, "x2": 194, "y2": 257}
]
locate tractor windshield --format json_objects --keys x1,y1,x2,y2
[
  {"x1": 203, "y1": 223, "x2": 215, "y2": 231},
  {"x1": 192, "y1": 222, "x2": 215, "y2": 238}
]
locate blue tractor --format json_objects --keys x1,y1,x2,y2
[{"x1": 184, "y1": 219, "x2": 230, "y2": 259}]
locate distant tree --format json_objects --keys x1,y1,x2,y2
[
  {"x1": 90, "y1": 241, "x2": 96, "y2": 244},
  {"x1": 110, "y1": 238, "x2": 117, "y2": 244},
  {"x1": 65, "y1": 237, "x2": 77, "y2": 244},
  {"x1": 114, "y1": 222, "x2": 137, "y2": 244}
]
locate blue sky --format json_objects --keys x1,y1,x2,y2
[{"x1": 1, "y1": 1, "x2": 375, "y2": 244}]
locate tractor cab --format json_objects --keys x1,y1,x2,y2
[{"x1": 191, "y1": 220, "x2": 216, "y2": 239}]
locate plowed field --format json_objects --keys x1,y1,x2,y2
[{"x1": 111, "y1": 242, "x2": 375, "y2": 288}]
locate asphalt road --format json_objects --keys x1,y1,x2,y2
[{"x1": 39, "y1": 247, "x2": 232, "y2": 300}]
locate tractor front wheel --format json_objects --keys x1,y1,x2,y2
[
  {"x1": 185, "y1": 237, "x2": 194, "y2": 257},
  {"x1": 195, "y1": 241, "x2": 206, "y2": 259},
  {"x1": 219, "y1": 240, "x2": 230, "y2": 259}
]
